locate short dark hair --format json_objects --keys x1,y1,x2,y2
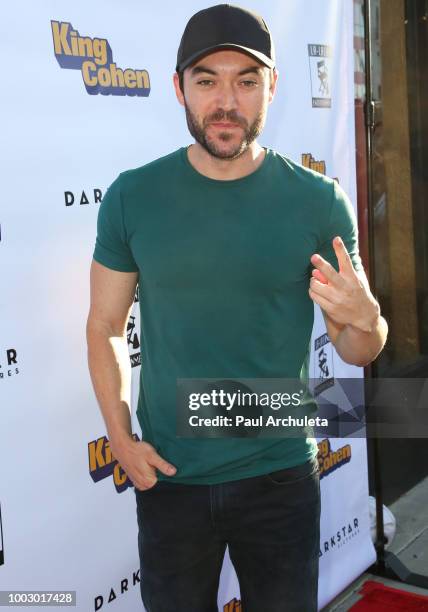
[
  {"x1": 178, "y1": 70, "x2": 185, "y2": 95},
  {"x1": 177, "y1": 66, "x2": 275, "y2": 96}
]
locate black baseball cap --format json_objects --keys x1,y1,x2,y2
[{"x1": 176, "y1": 4, "x2": 275, "y2": 73}]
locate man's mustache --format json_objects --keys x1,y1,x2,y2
[{"x1": 204, "y1": 110, "x2": 247, "y2": 128}]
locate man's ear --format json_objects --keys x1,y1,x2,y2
[
  {"x1": 268, "y1": 68, "x2": 279, "y2": 103},
  {"x1": 173, "y1": 72, "x2": 185, "y2": 107}
]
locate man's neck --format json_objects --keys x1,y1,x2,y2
[{"x1": 187, "y1": 142, "x2": 266, "y2": 181}]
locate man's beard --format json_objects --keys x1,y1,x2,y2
[{"x1": 184, "y1": 100, "x2": 266, "y2": 160}]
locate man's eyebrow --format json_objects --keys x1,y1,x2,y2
[
  {"x1": 190, "y1": 65, "x2": 264, "y2": 77},
  {"x1": 237, "y1": 66, "x2": 264, "y2": 76},
  {"x1": 190, "y1": 65, "x2": 217, "y2": 76}
]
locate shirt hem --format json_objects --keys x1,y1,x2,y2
[{"x1": 156, "y1": 447, "x2": 319, "y2": 486}]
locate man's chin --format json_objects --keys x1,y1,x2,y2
[{"x1": 203, "y1": 138, "x2": 248, "y2": 160}]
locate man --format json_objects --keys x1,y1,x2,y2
[{"x1": 86, "y1": 4, "x2": 388, "y2": 611}]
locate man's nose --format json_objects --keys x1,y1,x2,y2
[{"x1": 215, "y1": 81, "x2": 238, "y2": 111}]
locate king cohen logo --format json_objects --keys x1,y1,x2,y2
[
  {"x1": 301, "y1": 153, "x2": 339, "y2": 183},
  {"x1": 319, "y1": 515, "x2": 360, "y2": 558},
  {"x1": 0, "y1": 348, "x2": 20, "y2": 380},
  {"x1": 317, "y1": 438, "x2": 351, "y2": 479},
  {"x1": 308, "y1": 44, "x2": 332, "y2": 108},
  {"x1": 51, "y1": 20, "x2": 150, "y2": 97},
  {"x1": 224, "y1": 597, "x2": 242, "y2": 611},
  {"x1": 88, "y1": 434, "x2": 140, "y2": 493}
]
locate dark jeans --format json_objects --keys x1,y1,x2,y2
[{"x1": 135, "y1": 456, "x2": 320, "y2": 612}]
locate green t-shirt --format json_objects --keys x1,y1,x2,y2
[{"x1": 93, "y1": 146, "x2": 363, "y2": 485}]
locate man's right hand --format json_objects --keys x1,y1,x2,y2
[
  {"x1": 110, "y1": 437, "x2": 177, "y2": 491},
  {"x1": 87, "y1": 261, "x2": 177, "y2": 491}
]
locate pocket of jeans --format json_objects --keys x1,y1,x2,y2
[
  {"x1": 264, "y1": 457, "x2": 319, "y2": 486},
  {"x1": 134, "y1": 481, "x2": 160, "y2": 495}
]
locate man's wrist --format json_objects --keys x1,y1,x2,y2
[
  {"x1": 349, "y1": 302, "x2": 381, "y2": 334},
  {"x1": 109, "y1": 429, "x2": 135, "y2": 453}
]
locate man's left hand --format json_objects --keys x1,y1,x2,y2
[{"x1": 308, "y1": 236, "x2": 380, "y2": 333}]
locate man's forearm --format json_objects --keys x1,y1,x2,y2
[
  {"x1": 86, "y1": 320, "x2": 134, "y2": 450},
  {"x1": 334, "y1": 314, "x2": 388, "y2": 367}
]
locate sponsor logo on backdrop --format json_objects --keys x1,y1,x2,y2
[
  {"x1": 129, "y1": 285, "x2": 141, "y2": 365},
  {"x1": 302, "y1": 153, "x2": 326, "y2": 175},
  {"x1": 313, "y1": 333, "x2": 334, "y2": 393},
  {"x1": 127, "y1": 315, "x2": 141, "y2": 368},
  {"x1": 301, "y1": 153, "x2": 339, "y2": 182},
  {"x1": 88, "y1": 434, "x2": 140, "y2": 493},
  {"x1": 317, "y1": 438, "x2": 351, "y2": 478},
  {"x1": 94, "y1": 569, "x2": 140, "y2": 611},
  {"x1": 0, "y1": 348, "x2": 20, "y2": 380},
  {"x1": 64, "y1": 188, "x2": 102, "y2": 207},
  {"x1": 305, "y1": 156, "x2": 339, "y2": 398},
  {"x1": 224, "y1": 598, "x2": 242, "y2": 611},
  {"x1": 308, "y1": 44, "x2": 332, "y2": 108},
  {"x1": 51, "y1": 21, "x2": 150, "y2": 97},
  {"x1": 0, "y1": 502, "x2": 4, "y2": 566},
  {"x1": 319, "y1": 515, "x2": 360, "y2": 558}
]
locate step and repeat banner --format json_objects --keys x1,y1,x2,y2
[{"x1": 1, "y1": 0, "x2": 375, "y2": 609}]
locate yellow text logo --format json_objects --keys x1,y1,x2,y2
[
  {"x1": 88, "y1": 434, "x2": 139, "y2": 493},
  {"x1": 317, "y1": 438, "x2": 351, "y2": 477},
  {"x1": 51, "y1": 21, "x2": 150, "y2": 97}
]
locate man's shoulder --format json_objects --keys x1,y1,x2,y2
[
  {"x1": 119, "y1": 148, "x2": 183, "y2": 187},
  {"x1": 270, "y1": 149, "x2": 335, "y2": 193}
]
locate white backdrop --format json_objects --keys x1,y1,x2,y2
[{"x1": 1, "y1": 1, "x2": 375, "y2": 609}]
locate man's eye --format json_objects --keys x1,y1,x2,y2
[
  {"x1": 197, "y1": 80, "x2": 213, "y2": 86},
  {"x1": 241, "y1": 80, "x2": 257, "y2": 87}
]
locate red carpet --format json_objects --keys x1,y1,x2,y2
[{"x1": 349, "y1": 580, "x2": 428, "y2": 610}]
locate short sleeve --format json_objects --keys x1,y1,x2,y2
[
  {"x1": 318, "y1": 180, "x2": 364, "y2": 272},
  {"x1": 93, "y1": 174, "x2": 139, "y2": 272}
]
